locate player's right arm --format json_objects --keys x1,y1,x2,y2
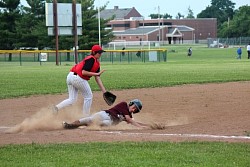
[{"x1": 124, "y1": 115, "x2": 148, "y2": 128}]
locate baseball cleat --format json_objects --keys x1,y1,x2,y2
[{"x1": 62, "y1": 121, "x2": 78, "y2": 129}]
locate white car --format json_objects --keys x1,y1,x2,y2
[{"x1": 210, "y1": 41, "x2": 223, "y2": 48}]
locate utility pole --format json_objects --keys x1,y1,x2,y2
[
  {"x1": 98, "y1": 5, "x2": 101, "y2": 46},
  {"x1": 53, "y1": 0, "x2": 59, "y2": 65},
  {"x1": 72, "y1": 0, "x2": 78, "y2": 64},
  {"x1": 158, "y1": 6, "x2": 161, "y2": 47}
]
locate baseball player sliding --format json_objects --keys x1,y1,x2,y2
[
  {"x1": 62, "y1": 99, "x2": 150, "y2": 129},
  {"x1": 54, "y1": 45, "x2": 107, "y2": 116}
]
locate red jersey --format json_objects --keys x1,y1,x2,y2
[
  {"x1": 105, "y1": 102, "x2": 133, "y2": 124},
  {"x1": 70, "y1": 55, "x2": 100, "y2": 80}
]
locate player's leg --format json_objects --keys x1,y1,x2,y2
[
  {"x1": 65, "y1": 74, "x2": 93, "y2": 116},
  {"x1": 55, "y1": 72, "x2": 78, "y2": 111},
  {"x1": 63, "y1": 111, "x2": 112, "y2": 129},
  {"x1": 62, "y1": 116, "x2": 90, "y2": 129},
  {"x1": 78, "y1": 80, "x2": 93, "y2": 116},
  {"x1": 78, "y1": 111, "x2": 112, "y2": 126},
  {"x1": 96, "y1": 111, "x2": 113, "y2": 126}
]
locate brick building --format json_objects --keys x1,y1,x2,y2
[{"x1": 99, "y1": 6, "x2": 217, "y2": 44}]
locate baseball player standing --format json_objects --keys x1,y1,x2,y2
[
  {"x1": 54, "y1": 45, "x2": 107, "y2": 116},
  {"x1": 247, "y1": 43, "x2": 250, "y2": 59}
]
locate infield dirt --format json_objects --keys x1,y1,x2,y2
[{"x1": 0, "y1": 82, "x2": 250, "y2": 145}]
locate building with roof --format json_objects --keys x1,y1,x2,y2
[
  {"x1": 100, "y1": 6, "x2": 142, "y2": 20},
  {"x1": 99, "y1": 6, "x2": 217, "y2": 44}
]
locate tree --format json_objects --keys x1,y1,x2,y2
[
  {"x1": 197, "y1": 0, "x2": 235, "y2": 29},
  {"x1": 25, "y1": 0, "x2": 45, "y2": 17},
  {"x1": 232, "y1": 5, "x2": 250, "y2": 37},
  {"x1": 15, "y1": 0, "x2": 52, "y2": 49},
  {"x1": 0, "y1": 0, "x2": 114, "y2": 52},
  {"x1": 0, "y1": 0, "x2": 20, "y2": 11},
  {"x1": 0, "y1": 0, "x2": 21, "y2": 61},
  {"x1": 15, "y1": 13, "x2": 39, "y2": 48},
  {"x1": 0, "y1": 0, "x2": 20, "y2": 50},
  {"x1": 149, "y1": 13, "x2": 172, "y2": 19},
  {"x1": 163, "y1": 13, "x2": 172, "y2": 19},
  {"x1": 149, "y1": 13, "x2": 163, "y2": 19},
  {"x1": 175, "y1": 12, "x2": 184, "y2": 19},
  {"x1": 218, "y1": 5, "x2": 250, "y2": 37},
  {"x1": 186, "y1": 6, "x2": 195, "y2": 18},
  {"x1": 78, "y1": 0, "x2": 113, "y2": 49}
]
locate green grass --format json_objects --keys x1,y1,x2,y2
[
  {"x1": 1, "y1": 45, "x2": 250, "y2": 166},
  {"x1": 0, "y1": 45, "x2": 250, "y2": 99},
  {"x1": 0, "y1": 142, "x2": 249, "y2": 167}
]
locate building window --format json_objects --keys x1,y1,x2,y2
[
  {"x1": 113, "y1": 24, "x2": 130, "y2": 27},
  {"x1": 139, "y1": 22, "x2": 172, "y2": 26}
]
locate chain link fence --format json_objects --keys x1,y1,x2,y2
[
  {"x1": 0, "y1": 49, "x2": 167, "y2": 66},
  {"x1": 208, "y1": 37, "x2": 250, "y2": 48}
]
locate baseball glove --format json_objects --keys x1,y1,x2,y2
[{"x1": 103, "y1": 91, "x2": 116, "y2": 106}]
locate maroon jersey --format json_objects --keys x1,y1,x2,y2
[{"x1": 105, "y1": 102, "x2": 132, "y2": 124}]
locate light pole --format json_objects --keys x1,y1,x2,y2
[
  {"x1": 193, "y1": 33, "x2": 195, "y2": 44},
  {"x1": 98, "y1": 4, "x2": 101, "y2": 46},
  {"x1": 161, "y1": 17, "x2": 164, "y2": 45},
  {"x1": 158, "y1": 6, "x2": 161, "y2": 47},
  {"x1": 141, "y1": 17, "x2": 145, "y2": 48},
  {"x1": 72, "y1": 0, "x2": 78, "y2": 64},
  {"x1": 53, "y1": 0, "x2": 59, "y2": 65}
]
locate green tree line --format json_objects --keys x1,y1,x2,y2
[
  {"x1": 149, "y1": 0, "x2": 250, "y2": 38},
  {"x1": 1, "y1": 0, "x2": 249, "y2": 52},
  {"x1": 0, "y1": 0, "x2": 113, "y2": 50},
  {"x1": 197, "y1": 0, "x2": 250, "y2": 37}
]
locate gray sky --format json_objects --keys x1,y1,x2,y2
[{"x1": 21, "y1": 0, "x2": 249, "y2": 18}]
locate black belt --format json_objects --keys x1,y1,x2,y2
[
  {"x1": 73, "y1": 72, "x2": 77, "y2": 75},
  {"x1": 105, "y1": 111, "x2": 113, "y2": 120},
  {"x1": 105, "y1": 111, "x2": 119, "y2": 124}
]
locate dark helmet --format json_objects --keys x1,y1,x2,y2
[{"x1": 129, "y1": 99, "x2": 142, "y2": 113}]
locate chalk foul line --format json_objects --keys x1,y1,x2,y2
[
  {"x1": 0, "y1": 126, "x2": 11, "y2": 129},
  {"x1": 1, "y1": 126, "x2": 249, "y2": 140},
  {"x1": 100, "y1": 131, "x2": 250, "y2": 140}
]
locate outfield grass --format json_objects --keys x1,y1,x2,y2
[
  {"x1": 0, "y1": 45, "x2": 249, "y2": 99},
  {"x1": 0, "y1": 45, "x2": 249, "y2": 166},
  {"x1": 0, "y1": 142, "x2": 249, "y2": 167}
]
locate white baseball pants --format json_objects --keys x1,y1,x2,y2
[
  {"x1": 56, "y1": 72, "x2": 93, "y2": 116},
  {"x1": 79, "y1": 111, "x2": 113, "y2": 126}
]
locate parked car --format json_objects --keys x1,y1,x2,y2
[
  {"x1": 210, "y1": 41, "x2": 223, "y2": 48},
  {"x1": 19, "y1": 47, "x2": 38, "y2": 50}
]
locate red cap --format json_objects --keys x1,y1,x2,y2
[{"x1": 91, "y1": 45, "x2": 105, "y2": 53}]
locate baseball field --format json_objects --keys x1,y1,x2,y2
[{"x1": 0, "y1": 45, "x2": 250, "y2": 166}]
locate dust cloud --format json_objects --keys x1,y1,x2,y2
[
  {"x1": 6, "y1": 105, "x2": 82, "y2": 133},
  {"x1": 5, "y1": 104, "x2": 137, "y2": 133},
  {"x1": 5, "y1": 103, "x2": 189, "y2": 133}
]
